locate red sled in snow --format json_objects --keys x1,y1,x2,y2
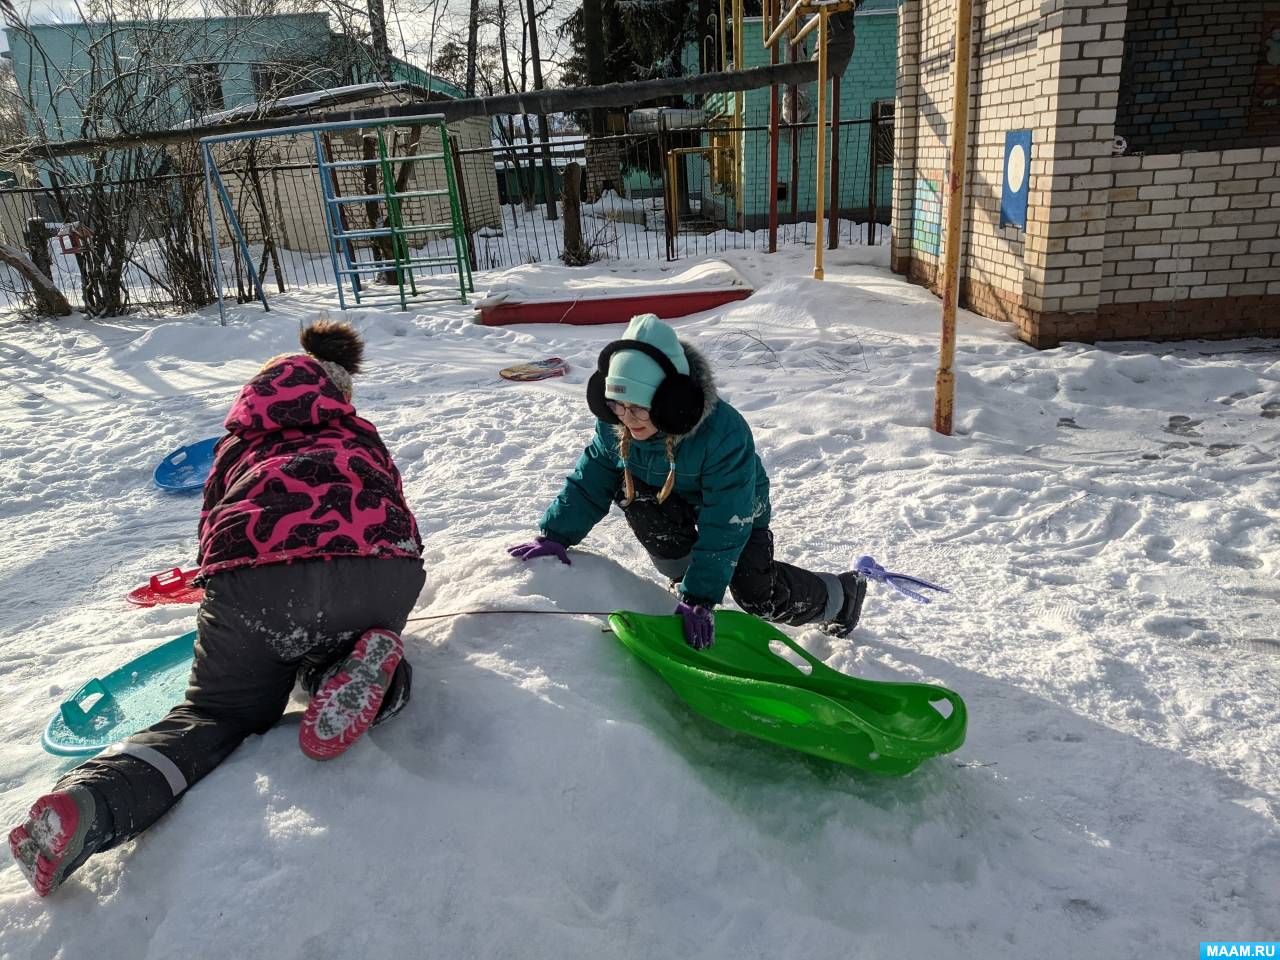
[{"x1": 126, "y1": 568, "x2": 203, "y2": 607}]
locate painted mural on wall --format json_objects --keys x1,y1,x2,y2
[{"x1": 911, "y1": 175, "x2": 942, "y2": 258}]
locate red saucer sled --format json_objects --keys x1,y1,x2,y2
[{"x1": 126, "y1": 568, "x2": 204, "y2": 607}]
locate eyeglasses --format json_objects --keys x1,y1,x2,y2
[{"x1": 606, "y1": 400, "x2": 651, "y2": 422}]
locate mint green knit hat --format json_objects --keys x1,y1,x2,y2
[{"x1": 604, "y1": 314, "x2": 690, "y2": 409}]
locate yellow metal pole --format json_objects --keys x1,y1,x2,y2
[
  {"x1": 763, "y1": 0, "x2": 805, "y2": 50},
  {"x1": 719, "y1": 0, "x2": 728, "y2": 70},
  {"x1": 934, "y1": 0, "x2": 973, "y2": 435},
  {"x1": 813, "y1": 4, "x2": 828, "y2": 281},
  {"x1": 791, "y1": 12, "x2": 822, "y2": 45}
]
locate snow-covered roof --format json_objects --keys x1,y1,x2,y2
[{"x1": 180, "y1": 81, "x2": 435, "y2": 129}]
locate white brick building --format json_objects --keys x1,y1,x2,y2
[{"x1": 891, "y1": 0, "x2": 1280, "y2": 347}]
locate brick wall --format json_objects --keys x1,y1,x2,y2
[
  {"x1": 889, "y1": 0, "x2": 921, "y2": 274},
  {"x1": 892, "y1": 0, "x2": 1103, "y2": 330},
  {"x1": 584, "y1": 139, "x2": 624, "y2": 202},
  {"x1": 891, "y1": 0, "x2": 1280, "y2": 348},
  {"x1": 1115, "y1": 0, "x2": 1267, "y2": 154},
  {"x1": 1098, "y1": 146, "x2": 1280, "y2": 338},
  {"x1": 1025, "y1": 0, "x2": 1128, "y2": 345}
]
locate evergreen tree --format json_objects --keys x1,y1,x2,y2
[{"x1": 560, "y1": 0, "x2": 698, "y2": 94}]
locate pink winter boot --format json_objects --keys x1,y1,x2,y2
[
  {"x1": 299, "y1": 628, "x2": 404, "y2": 761},
  {"x1": 9, "y1": 785, "x2": 110, "y2": 897}
]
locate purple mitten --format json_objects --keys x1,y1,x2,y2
[
  {"x1": 507, "y1": 536, "x2": 570, "y2": 565},
  {"x1": 675, "y1": 600, "x2": 715, "y2": 650}
]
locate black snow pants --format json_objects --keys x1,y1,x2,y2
[
  {"x1": 617, "y1": 478, "x2": 839, "y2": 626},
  {"x1": 59, "y1": 555, "x2": 425, "y2": 847}
]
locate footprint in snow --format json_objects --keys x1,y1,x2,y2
[
  {"x1": 1228, "y1": 637, "x2": 1280, "y2": 657},
  {"x1": 1064, "y1": 898, "x2": 1107, "y2": 929},
  {"x1": 1206, "y1": 443, "x2": 1242, "y2": 458},
  {"x1": 1163, "y1": 415, "x2": 1202, "y2": 437}
]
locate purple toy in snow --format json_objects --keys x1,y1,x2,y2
[{"x1": 854, "y1": 556, "x2": 949, "y2": 604}]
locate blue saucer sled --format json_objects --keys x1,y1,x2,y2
[
  {"x1": 153, "y1": 437, "x2": 219, "y2": 492},
  {"x1": 43, "y1": 632, "x2": 196, "y2": 757}
]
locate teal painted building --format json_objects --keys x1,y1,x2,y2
[
  {"x1": 4, "y1": 14, "x2": 462, "y2": 148},
  {"x1": 690, "y1": 0, "x2": 898, "y2": 229},
  {"x1": 6, "y1": 15, "x2": 331, "y2": 140}
]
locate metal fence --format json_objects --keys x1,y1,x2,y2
[
  {"x1": 462, "y1": 118, "x2": 893, "y2": 269},
  {"x1": 0, "y1": 115, "x2": 894, "y2": 316}
]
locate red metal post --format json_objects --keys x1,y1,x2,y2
[
  {"x1": 828, "y1": 73, "x2": 841, "y2": 250},
  {"x1": 768, "y1": 0, "x2": 780, "y2": 252}
]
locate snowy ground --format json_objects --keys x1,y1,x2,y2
[{"x1": 0, "y1": 240, "x2": 1278, "y2": 959}]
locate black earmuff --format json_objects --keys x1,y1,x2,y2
[{"x1": 586, "y1": 339, "x2": 705, "y2": 435}]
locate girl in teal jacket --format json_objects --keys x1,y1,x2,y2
[{"x1": 508, "y1": 315, "x2": 865, "y2": 649}]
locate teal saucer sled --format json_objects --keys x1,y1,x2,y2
[
  {"x1": 608, "y1": 610, "x2": 967, "y2": 775},
  {"x1": 42, "y1": 632, "x2": 196, "y2": 758}
]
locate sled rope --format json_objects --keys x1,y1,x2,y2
[{"x1": 405, "y1": 608, "x2": 613, "y2": 624}]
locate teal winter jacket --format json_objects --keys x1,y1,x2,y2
[{"x1": 540, "y1": 342, "x2": 771, "y2": 604}]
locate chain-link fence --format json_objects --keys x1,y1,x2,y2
[{"x1": 0, "y1": 114, "x2": 894, "y2": 316}]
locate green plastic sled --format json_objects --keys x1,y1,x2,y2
[
  {"x1": 42, "y1": 631, "x2": 195, "y2": 758},
  {"x1": 608, "y1": 610, "x2": 967, "y2": 775}
]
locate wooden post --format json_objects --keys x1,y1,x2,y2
[
  {"x1": 935, "y1": 0, "x2": 974, "y2": 436},
  {"x1": 561, "y1": 161, "x2": 589, "y2": 265},
  {"x1": 812, "y1": 4, "x2": 828, "y2": 280},
  {"x1": 828, "y1": 73, "x2": 841, "y2": 251}
]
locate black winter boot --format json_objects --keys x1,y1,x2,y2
[{"x1": 822, "y1": 571, "x2": 867, "y2": 638}]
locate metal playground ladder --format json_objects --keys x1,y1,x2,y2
[
  {"x1": 201, "y1": 113, "x2": 474, "y2": 323},
  {"x1": 313, "y1": 115, "x2": 473, "y2": 311}
]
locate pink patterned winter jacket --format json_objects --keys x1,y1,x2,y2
[{"x1": 197, "y1": 355, "x2": 422, "y2": 578}]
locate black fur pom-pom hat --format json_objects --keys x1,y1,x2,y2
[{"x1": 262, "y1": 318, "x2": 365, "y2": 400}]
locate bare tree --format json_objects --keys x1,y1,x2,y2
[
  {"x1": 520, "y1": 0, "x2": 557, "y2": 219},
  {"x1": 365, "y1": 0, "x2": 394, "y2": 81},
  {"x1": 0, "y1": 0, "x2": 309, "y2": 314},
  {"x1": 201, "y1": 0, "x2": 293, "y2": 16},
  {"x1": 465, "y1": 0, "x2": 482, "y2": 96}
]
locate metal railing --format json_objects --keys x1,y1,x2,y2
[{"x1": 0, "y1": 115, "x2": 894, "y2": 316}]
